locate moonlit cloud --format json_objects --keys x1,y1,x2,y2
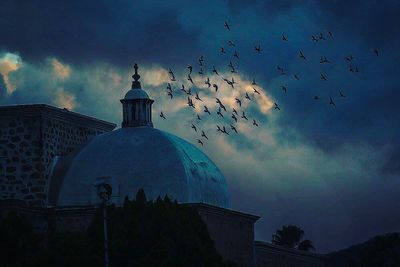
[
  {"x1": 51, "y1": 58, "x2": 71, "y2": 80},
  {"x1": 0, "y1": 53, "x2": 21, "y2": 94}
]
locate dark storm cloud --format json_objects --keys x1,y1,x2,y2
[
  {"x1": 1, "y1": 0, "x2": 400, "y2": 253},
  {"x1": 0, "y1": 0, "x2": 200, "y2": 67}
]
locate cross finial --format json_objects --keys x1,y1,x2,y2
[{"x1": 131, "y1": 63, "x2": 141, "y2": 89}]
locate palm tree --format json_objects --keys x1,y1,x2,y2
[{"x1": 272, "y1": 225, "x2": 315, "y2": 252}]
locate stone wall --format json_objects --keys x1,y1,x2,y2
[
  {"x1": 254, "y1": 241, "x2": 326, "y2": 267},
  {"x1": 188, "y1": 203, "x2": 260, "y2": 267},
  {"x1": 0, "y1": 104, "x2": 116, "y2": 206}
]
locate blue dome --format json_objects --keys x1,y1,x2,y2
[
  {"x1": 124, "y1": 88, "x2": 150, "y2": 100},
  {"x1": 49, "y1": 127, "x2": 230, "y2": 208}
]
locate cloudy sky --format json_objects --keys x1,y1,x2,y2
[{"x1": 1, "y1": 0, "x2": 400, "y2": 253}]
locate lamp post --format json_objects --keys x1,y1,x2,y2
[{"x1": 95, "y1": 183, "x2": 112, "y2": 267}]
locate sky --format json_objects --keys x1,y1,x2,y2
[{"x1": 1, "y1": 0, "x2": 400, "y2": 253}]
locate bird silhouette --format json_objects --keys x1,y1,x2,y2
[
  {"x1": 205, "y1": 77, "x2": 211, "y2": 87},
  {"x1": 320, "y1": 73, "x2": 327, "y2": 81},
  {"x1": 255, "y1": 44, "x2": 261, "y2": 53},
  {"x1": 224, "y1": 21, "x2": 230, "y2": 30},
  {"x1": 187, "y1": 65, "x2": 193, "y2": 74},
  {"x1": 320, "y1": 56, "x2": 330, "y2": 64},
  {"x1": 217, "y1": 107, "x2": 224, "y2": 118},
  {"x1": 191, "y1": 123, "x2": 197, "y2": 132},
  {"x1": 197, "y1": 139, "x2": 204, "y2": 146},
  {"x1": 328, "y1": 31, "x2": 333, "y2": 38},
  {"x1": 274, "y1": 103, "x2": 280, "y2": 110},
  {"x1": 216, "y1": 98, "x2": 226, "y2": 111},
  {"x1": 282, "y1": 33, "x2": 288, "y2": 41},
  {"x1": 235, "y1": 98, "x2": 242, "y2": 107},
  {"x1": 217, "y1": 125, "x2": 223, "y2": 132},
  {"x1": 253, "y1": 119, "x2": 259, "y2": 127},
  {"x1": 319, "y1": 32, "x2": 325, "y2": 40},
  {"x1": 299, "y1": 50, "x2": 306, "y2": 60},
  {"x1": 222, "y1": 126, "x2": 229, "y2": 135},
  {"x1": 345, "y1": 55, "x2": 354, "y2": 62},
  {"x1": 339, "y1": 90, "x2": 346, "y2": 98},
  {"x1": 294, "y1": 74, "x2": 300, "y2": 80},
  {"x1": 220, "y1": 47, "x2": 226, "y2": 54},
  {"x1": 253, "y1": 87, "x2": 260, "y2": 94},
  {"x1": 241, "y1": 111, "x2": 248, "y2": 120},
  {"x1": 169, "y1": 69, "x2": 176, "y2": 81},
  {"x1": 373, "y1": 48, "x2": 379, "y2": 56},
  {"x1": 231, "y1": 113, "x2": 238, "y2": 122},
  {"x1": 329, "y1": 97, "x2": 336, "y2": 107},
  {"x1": 188, "y1": 74, "x2": 194, "y2": 84},
  {"x1": 198, "y1": 67, "x2": 204, "y2": 75},
  {"x1": 197, "y1": 114, "x2": 201, "y2": 120},
  {"x1": 228, "y1": 40, "x2": 235, "y2": 47},
  {"x1": 160, "y1": 112, "x2": 166, "y2": 119},
  {"x1": 314, "y1": 95, "x2": 320, "y2": 100},
  {"x1": 187, "y1": 97, "x2": 195, "y2": 109},
  {"x1": 186, "y1": 88, "x2": 192, "y2": 96},
  {"x1": 232, "y1": 108, "x2": 238, "y2": 115},
  {"x1": 195, "y1": 92, "x2": 203, "y2": 101},
  {"x1": 201, "y1": 130, "x2": 208, "y2": 139},
  {"x1": 167, "y1": 91, "x2": 173, "y2": 99},
  {"x1": 245, "y1": 92, "x2": 252, "y2": 101},
  {"x1": 212, "y1": 84, "x2": 219, "y2": 92},
  {"x1": 252, "y1": 78, "x2": 257, "y2": 85},
  {"x1": 277, "y1": 65, "x2": 286, "y2": 75},
  {"x1": 204, "y1": 105, "x2": 211, "y2": 115},
  {"x1": 166, "y1": 83, "x2": 172, "y2": 92},
  {"x1": 281, "y1": 85, "x2": 287, "y2": 93},
  {"x1": 311, "y1": 35, "x2": 318, "y2": 42},
  {"x1": 181, "y1": 84, "x2": 187, "y2": 93},
  {"x1": 234, "y1": 50, "x2": 239, "y2": 59},
  {"x1": 230, "y1": 124, "x2": 238, "y2": 133},
  {"x1": 212, "y1": 66, "x2": 219, "y2": 75}
]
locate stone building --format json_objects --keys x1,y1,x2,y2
[{"x1": 0, "y1": 64, "x2": 325, "y2": 267}]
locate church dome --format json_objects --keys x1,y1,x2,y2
[
  {"x1": 124, "y1": 88, "x2": 149, "y2": 100},
  {"x1": 49, "y1": 127, "x2": 230, "y2": 208}
]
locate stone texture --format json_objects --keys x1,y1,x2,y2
[{"x1": 0, "y1": 104, "x2": 116, "y2": 206}]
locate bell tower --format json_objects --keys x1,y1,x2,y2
[{"x1": 120, "y1": 64, "x2": 154, "y2": 128}]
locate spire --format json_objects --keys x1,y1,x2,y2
[{"x1": 131, "y1": 63, "x2": 141, "y2": 89}]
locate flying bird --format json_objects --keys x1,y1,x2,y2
[
  {"x1": 228, "y1": 40, "x2": 235, "y2": 47},
  {"x1": 373, "y1": 48, "x2": 379, "y2": 56},
  {"x1": 205, "y1": 77, "x2": 211, "y2": 87},
  {"x1": 294, "y1": 74, "x2": 300, "y2": 80},
  {"x1": 253, "y1": 119, "x2": 259, "y2": 127},
  {"x1": 212, "y1": 66, "x2": 219, "y2": 75},
  {"x1": 274, "y1": 103, "x2": 280, "y2": 110},
  {"x1": 235, "y1": 98, "x2": 242, "y2": 107},
  {"x1": 198, "y1": 68, "x2": 204, "y2": 75},
  {"x1": 230, "y1": 124, "x2": 238, "y2": 133},
  {"x1": 241, "y1": 111, "x2": 248, "y2": 120},
  {"x1": 204, "y1": 105, "x2": 211, "y2": 115},
  {"x1": 339, "y1": 90, "x2": 346, "y2": 98},
  {"x1": 217, "y1": 107, "x2": 224, "y2": 118},
  {"x1": 281, "y1": 85, "x2": 287, "y2": 93},
  {"x1": 234, "y1": 50, "x2": 239, "y2": 59},
  {"x1": 212, "y1": 84, "x2": 218, "y2": 92},
  {"x1": 245, "y1": 92, "x2": 252, "y2": 101},
  {"x1": 282, "y1": 33, "x2": 288, "y2": 41},
  {"x1": 166, "y1": 83, "x2": 172, "y2": 92},
  {"x1": 222, "y1": 126, "x2": 229, "y2": 135},
  {"x1": 195, "y1": 92, "x2": 203, "y2": 101},
  {"x1": 188, "y1": 74, "x2": 194, "y2": 84},
  {"x1": 216, "y1": 98, "x2": 226, "y2": 111},
  {"x1": 197, "y1": 139, "x2": 204, "y2": 146},
  {"x1": 220, "y1": 47, "x2": 226, "y2": 54},
  {"x1": 320, "y1": 73, "x2": 327, "y2": 81},
  {"x1": 252, "y1": 78, "x2": 257, "y2": 86},
  {"x1": 167, "y1": 91, "x2": 173, "y2": 99},
  {"x1": 160, "y1": 112, "x2": 166, "y2": 119},
  {"x1": 197, "y1": 114, "x2": 201, "y2": 120},
  {"x1": 345, "y1": 55, "x2": 354, "y2": 62},
  {"x1": 231, "y1": 113, "x2": 238, "y2": 122},
  {"x1": 232, "y1": 108, "x2": 238, "y2": 115},
  {"x1": 168, "y1": 69, "x2": 176, "y2": 81},
  {"x1": 329, "y1": 97, "x2": 336, "y2": 107},
  {"x1": 187, "y1": 65, "x2": 193, "y2": 74},
  {"x1": 299, "y1": 50, "x2": 306, "y2": 60},
  {"x1": 314, "y1": 95, "x2": 320, "y2": 100},
  {"x1": 328, "y1": 31, "x2": 333, "y2": 38},
  {"x1": 201, "y1": 130, "x2": 208, "y2": 139},
  {"x1": 224, "y1": 21, "x2": 230, "y2": 30},
  {"x1": 311, "y1": 35, "x2": 318, "y2": 42},
  {"x1": 253, "y1": 87, "x2": 260, "y2": 94},
  {"x1": 191, "y1": 123, "x2": 197, "y2": 132},
  {"x1": 255, "y1": 44, "x2": 261, "y2": 53}
]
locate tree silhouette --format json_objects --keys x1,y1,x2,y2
[{"x1": 272, "y1": 225, "x2": 315, "y2": 252}]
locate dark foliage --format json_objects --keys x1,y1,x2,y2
[
  {"x1": 0, "y1": 190, "x2": 236, "y2": 267},
  {"x1": 272, "y1": 224, "x2": 315, "y2": 252}
]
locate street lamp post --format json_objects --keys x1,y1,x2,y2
[{"x1": 95, "y1": 183, "x2": 112, "y2": 267}]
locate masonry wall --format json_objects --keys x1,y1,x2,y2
[
  {"x1": 0, "y1": 105, "x2": 116, "y2": 206},
  {"x1": 191, "y1": 203, "x2": 259, "y2": 267}
]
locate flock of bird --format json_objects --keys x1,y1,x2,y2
[{"x1": 158, "y1": 21, "x2": 380, "y2": 147}]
